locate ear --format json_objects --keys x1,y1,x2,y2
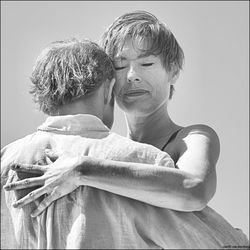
[{"x1": 104, "y1": 78, "x2": 116, "y2": 104}]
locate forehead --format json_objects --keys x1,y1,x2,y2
[{"x1": 114, "y1": 38, "x2": 156, "y2": 61}]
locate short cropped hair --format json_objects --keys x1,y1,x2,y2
[
  {"x1": 30, "y1": 38, "x2": 114, "y2": 115},
  {"x1": 100, "y1": 11, "x2": 184, "y2": 98}
]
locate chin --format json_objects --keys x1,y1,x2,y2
[
  {"x1": 118, "y1": 103, "x2": 155, "y2": 117},
  {"x1": 117, "y1": 98, "x2": 167, "y2": 117}
]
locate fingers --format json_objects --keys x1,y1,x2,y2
[
  {"x1": 31, "y1": 190, "x2": 61, "y2": 217},
  {"x1": 3, "y1": 176, "x2": 44, "y2": 191},
  {"x1": 11, "y1": 163, "x2": 48, "y2": 174},
  {"x1": 34, "y1": 199, "x2": 40, "y2": 207},
  {"x1": 12, "y1": 186, "x2": 48, "y2": 208}
]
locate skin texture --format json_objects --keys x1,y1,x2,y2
[
  {"x1": 113, "y1": 39, "x2": 220, "y2": 207},
  {"x1": 3, "y1": 39, "x2": 220, "y2": 217},
  {"x1": 114, "y1": 39, "x2": 174, "y2": 116}
]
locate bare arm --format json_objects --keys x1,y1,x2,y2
[
  {"x1": 4, "y1": 154, "x2": 204, "y2": 213},
  {"x1": 75, "y1": 157, "x2": 206, "y2": 211},
  {"x1": 174, "y1": 124, "x2": 220, "y2": 208},
  {"x1": 74, "y1": 124, "x2": 219, "y2": 211},
  {"x1": 3, "y1": 124, "x2": 219, "y2": 216}
]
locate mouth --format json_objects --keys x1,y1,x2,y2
[{"x1": 124, "y1": 89, "x2": 149, "y2": 97}]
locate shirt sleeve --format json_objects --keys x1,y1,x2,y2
[{"x1": 154, "y1": 151, "x2": 175, "y2": 168}]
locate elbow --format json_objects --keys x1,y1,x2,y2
[
  {"x1": 190, "y1": 197, "x2": 207, "y2": 212},
  {"x1": 178, "y1": 196, "x2": 207, "y2": 212},
  {"x1": 191, "y1": 174, "x2": 217, "y2": 211},
  {"x1": 159, "y1": 181, "x2": 210, "y2": 212},
  {"x1": 182, "y1": 178, "x2": 212, "y2": 212}
]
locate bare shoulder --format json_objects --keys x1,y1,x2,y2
[
  {"x1": 178, "y1": 124, "x2": 220, "y2": 143},
  {"x1": 174, "y1": 124, "x2": 220, "y2": 169}
]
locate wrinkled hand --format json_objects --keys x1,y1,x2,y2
[{"x1": 3, "y1": 150, "x2": 84, "y2": 217}]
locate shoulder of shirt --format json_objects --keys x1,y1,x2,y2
[
  {"x1": 1, "y1": 133, "x2": 37, "y2": 153},
  {"x1": 108, "y1": 132, "x2": 171, "y2": 156},
  {"x1": 108, "y1": 132, "x2": 156, "y2": 147}
]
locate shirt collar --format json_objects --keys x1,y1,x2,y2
[{"x1": 37, "y1": 114, "x2": 110, "y2": 136}]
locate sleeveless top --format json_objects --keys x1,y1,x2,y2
[{"x1": 161, "y1": 128, "x2": 182, "y2": 151}]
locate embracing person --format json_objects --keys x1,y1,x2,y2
[{"x1": 1, "y1": 11, "x2": 249, "y2": 249}]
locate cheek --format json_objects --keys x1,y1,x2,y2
[
  {"x1": 114, "y1": 72, "x2": 125, "y2": 95},
  {"x1": 115, "y1": 71, "x2": 125, "y2": 81},
  {"x1": 154, "y1": 76, "x2": 170, "y2": 98}
]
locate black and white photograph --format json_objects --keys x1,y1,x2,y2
[{"x1": 1, "y1": 1, "x2": 249, "y2": 249}]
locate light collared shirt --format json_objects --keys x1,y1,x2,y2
[{"x1": 1, "y1": 114, "x2": 249, "y2": 249}]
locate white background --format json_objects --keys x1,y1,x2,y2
[{"x1": 1, "y1": 1, "x2": 249, "y2": 236}]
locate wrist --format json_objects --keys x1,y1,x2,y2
[{"x1": 75, "y1": 155, "x2": 100, "y2": 185}]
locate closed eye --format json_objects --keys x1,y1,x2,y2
[
  {"x1": 142, "y1": 63, "x2": 154, "y2": 67},
  {"x1": 114, "y1": 66, "x2": 126, "y2": 71}
]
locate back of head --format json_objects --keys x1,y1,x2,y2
[{"x1": 30, "y1": 38, "x2": 114, "y2": 115}]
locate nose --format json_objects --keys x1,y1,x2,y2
[{"x1": 127, "y1": 66, "x2": 141, "y2": 84}]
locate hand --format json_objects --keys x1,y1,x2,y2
[{"x1": 3, "y1": 150, "x2": 84, "y2": 217}]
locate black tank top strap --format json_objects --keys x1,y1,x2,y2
[{"x1": 161, "y1": 128, "x2": 182, "y2": 151}]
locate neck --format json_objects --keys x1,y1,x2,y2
[
  {"x1": 53, "y1": 96, "x2": 104, "y2": 121},
  {"x1": 125, "y1": 103, "x2": 178, "y2": 149}
]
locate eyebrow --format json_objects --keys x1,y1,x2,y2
[{"x1": 114, "y1": 54, "x2": 154, "y2": 61}]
